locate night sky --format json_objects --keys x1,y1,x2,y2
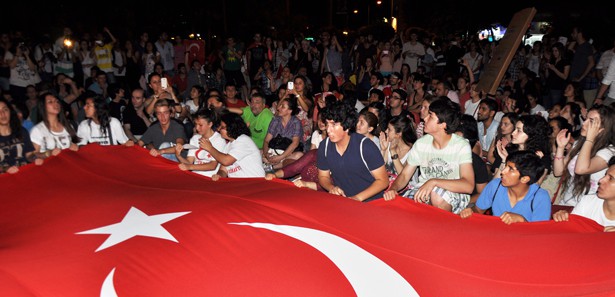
[{"x1": 2, "y1": 1, "x2": 612, "y2": 46}]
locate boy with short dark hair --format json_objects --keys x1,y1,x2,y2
[
  {"x1": 460, "y1": 150, "x2": 551, "y2": 224},
  {"x1": 317, "y1": 100, "x2": 388, "y2": 202},
  {"x1": 384, "y1": 97, "x2": 474, "y2": 213}
]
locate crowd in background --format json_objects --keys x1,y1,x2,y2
[{"x1": 2, "y1": 22, "x2": 615, "y2": 229}]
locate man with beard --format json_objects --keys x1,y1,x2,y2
[{"x1": 477, "y1": 98, "x2": 499, "y2": 157}]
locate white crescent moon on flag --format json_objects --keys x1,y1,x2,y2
[
  {"x1": 232, "y1": 222, "x2": 419, "y2": 297},
  {"x1": 187, "y1": 43, "x2": 200, "y2": 53},
  {"x1": 100, "y1": 267, "x2": 118, "y2": 297},
  {"x1": 98, "y1": 223, "x2": 419, "y2": 296}
]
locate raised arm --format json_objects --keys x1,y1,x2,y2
[{"x1": 574, "y1": 120, "x2": 608, "y2": 175}]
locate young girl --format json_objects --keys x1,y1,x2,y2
[
  {"x1": 356, "y1": 109, "x2": 380, "y2": 150},
  {"x1": 380, "y1": 115, "x2": 416, "y2": 184},
  {"x1": 204, "y1": 112, "x2": 265, "y2": 179},
  {"x1": 77, "y1": 96, "x2": 132, "y2": 146},
  {"x1": 487, "y1": 112, "x2": 518, "y2": 172},
  {"x1": 175, "y1": 109, "x2": 227, "y2": 177},
  {"x1": 30, "y1": 92, "x2": 80, "y2": 159},
  {"x1": 415, "y1": 94, "x2": 437, "y2": 139},
  {"x1": 494, "y1": 114, "x2": 552, "y2": 183},
  {"x1": 0, "y1": 97, "x2": 37, "y2": 174},
  {"x1": 554, "y1": 105, "x2": 615, "y2": 206}
]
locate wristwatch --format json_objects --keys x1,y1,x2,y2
[{"x1": 391, "y1": 154, "x2": 399, "y2": 160}]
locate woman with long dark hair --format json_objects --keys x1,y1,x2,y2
[
  {"x1": 554, "y1": 104, "x2": 615, "y2": 206},
  {"x1": 29, "y1": 92, "x2": 80, "y2": 159},
  {"x1": 0, "y1": 97, "x2": 38, "y2": 174},
  {"x1": 494, "y1": 114, "x2": 552, "y2": 183},
  {"x1": 201, "y1": 112, "x2": 265, "y2": 179},
  {"x1": 380, "y1": 115, "x2": 417, "y2": 184},
  {"x1": 77, "y1": 96, "x2": 132, "y2": 146},
  {"x1": 488, "y1": 112, "x2": 518, "y2": 171},
  {"x1": 262, "y1": 96, "x2": 304, "y2": 170}
]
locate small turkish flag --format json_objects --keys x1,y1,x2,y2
[{"x1": 185, "y1": 40, "x2": 205, "y2": 66}]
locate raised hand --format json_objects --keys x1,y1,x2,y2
[{"x1": 555, "y1": 129, "x2": 571, "y2": 149}]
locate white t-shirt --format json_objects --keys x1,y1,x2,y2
[
  {"x1": 183, "y1": 100, "x2": 199, "y2": 115},
  {"x1": 464, "y1": 100, "x2": 481, "y2": 119},
  {"x1": 5, "y1": 52, "x2": 41, "y2": 87},
  {"x1": 560, "y1": 145, "x2": 615, "y2": 206},
  {"x1": 30, "y1": 122, "x2": 73, "y2": 152},
  {"x1": 113, "y1": 49, "x2": 126, "y2": 77},
  {"x1": 572, "y1": 194, "x2": 615, "y2": 227},
  {"x1": 446, "y1": 90, "x2": 460, "y2": 104},
  {"x1": 77, "y1": 118, "x2": 129, "y2": 145},
  {"x1": 596, "y1": 49, "x2": 614, "y2": 77},
  {"x1": 355, "y1": 100, "x2": 366, "y2": 113},
  {"x1": 462, "y1": 52, "x2": 483, "y2": 74},
  {"x1": 311, "y1": 130, "x2": 324, "y2": 149},
  {"x1": 530, "y1": 104, "x2": 546, "y2": 115},
  {"x1": 187, "y1": 132, "x2": 227, "y2": 177},
  {"x1": 401, "y1": 41, "x2": 425, "y2": 72},
  {"x1": 224, "y1": 134, "x2": 265, "y2": 178},
  {"x1": 600, "y1": 58, "x2": 615, "y2": 100}
]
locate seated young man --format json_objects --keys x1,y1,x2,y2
[
  {"x1": 383, "y1": 97, "x2": 474, "y2": 214},
  {"x1": 317, "y1": 100, "x2": 388, "y2": 202},
  {"x1": 460, "y1": 150, "x2": 551, "y2": 224},
  {"x1": 553, "y1": 156, "x2": 615, "y2": 232}
]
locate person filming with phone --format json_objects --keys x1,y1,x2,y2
[
  {"x1": 144, "y1": 72, "x2": 182, "y2": 119},
  {"x1": 8, "y1": 42, "x2": 41, "y2": 102}
]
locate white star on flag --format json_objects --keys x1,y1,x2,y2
[{"x1": 77, "y1": 207, "x2": 191, "y2": 252}]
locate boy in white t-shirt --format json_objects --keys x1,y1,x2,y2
[
  {"x1": 384, "y1": 97, "x2": 475, "y2": 214},
  {"x1": 175, "y1": 109, "x2": 227, "y2": 177}
]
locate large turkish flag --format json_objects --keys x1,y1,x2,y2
[{"x1": 2, "y1": 144, "x2": 615, "y2": 296}]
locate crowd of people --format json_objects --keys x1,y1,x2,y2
[{"x1": 2, "y1": 23, "x2": 615, "y2": 230}]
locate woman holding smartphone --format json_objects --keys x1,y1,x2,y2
[{"x1": 285, "y1": 75, "x2": 313, "y2": 144}]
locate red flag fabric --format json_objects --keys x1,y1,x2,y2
[
  {"x1": 2, "y1": 144, "x2": 615, "y2": 296},
  {"x1": 185, "y1": 40, "x2": 206, "y2": 66}
]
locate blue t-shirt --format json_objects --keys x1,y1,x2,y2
[
  {"x1": 476, "y1": 178, "x2": 551, "y2": 222},
  {"x1": 317, "y1": 133, "x2": 385, "y2": 202}
]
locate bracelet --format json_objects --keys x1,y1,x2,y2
[
  {"x1": 585, "y1": 139, "x2": 594, "y2": 144},
  {"x1": 554, "y1": 155, "x2": 564, "y2": 160}
]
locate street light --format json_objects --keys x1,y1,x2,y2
[{"x1": 368, "y1": 0, "x2": 382, "y2": 26}]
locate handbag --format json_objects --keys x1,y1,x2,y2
[{"x1": 268, "y1": 134, "x2": 303, "y2": 155}]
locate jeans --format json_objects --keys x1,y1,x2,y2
[{"x1": 159, "y1": 142, "x2": 179, "y2": 162}]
